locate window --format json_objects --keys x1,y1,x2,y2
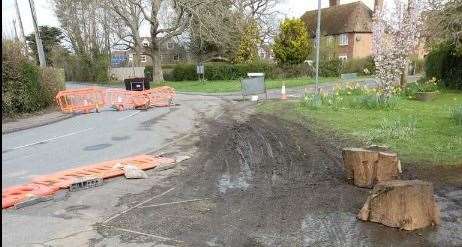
[
  {"x1": 327, "y1": 36, "x2": 334, "y2": 44},
  {"x1": 140, "y1": 55, "x2": 147, "y2": 63},
  {"x1": 339, "y1": 34, "x2": 348, "y2": 46},
  {"x1": 167, "y1": 42, "x2": 174, "y2": 50},
  {"x1": 142, "y1": 42, "x2": 149, "y2": 47},
  {"x1": 173, "y1": 54, "x2": 180, "y2": 61},
  {"x1": 339, "y1": 55, "x2": 348, "y2": 61},
  {"x1": 128, "y1": 54, "x2": 133, "y2": 62}
]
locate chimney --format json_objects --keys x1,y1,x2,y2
[
  {"x1": 374, "y1": 0, "x2": 383, "y2": 12},
  {"x1": 329, "y1": 0, "x2": 340, "y2": 7}
]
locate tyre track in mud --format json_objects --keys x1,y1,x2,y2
[{"x1": 99, "y1": 103, "x2": 461, "y2": 247}]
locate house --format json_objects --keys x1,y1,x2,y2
[
  {"x1": 301, "y1": 0, "x2": 382, "y2": 61},
  {"x1": 111, "y1": 37, "x2": 189, "y2": 68}
]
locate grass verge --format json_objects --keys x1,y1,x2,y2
[
  {"x1": 151, "y1": 76, "x2": 370, "y2": 93},
  {"x1": 257, "y1": 91, "x2": 462, "y2": 166}
]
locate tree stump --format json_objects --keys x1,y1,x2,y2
[
  {"x1": 342, "y1": 147, "x2": 400, "y2": 188},
  {"x1": 357, "y1": 180, "x2": 440, "y2": 230}
]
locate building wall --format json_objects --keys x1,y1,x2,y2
[
  {"x1": 352, "y1": 33, "x2": 373, "y2": 59},
  {"x1": 109, "y1": 67, "x2": 145, "y2": 81},
  {"x1": 334, "y1": 33, "x2": 354, "y2": 60}
]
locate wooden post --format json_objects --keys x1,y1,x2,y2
[
  {"x1": 342, "y1": 147, "x2": 400, "y2": 188},
  {"x1": 358, "y1": 180, "x2": 440, "y2": 230}
]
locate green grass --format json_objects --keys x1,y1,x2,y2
[
  {"x1": 258, "y1": 91, "x2": 462, "y2": 166},
  {"x1": 150, "y1": 76, "x2": 369, "y2": 93},
  {"x1": 91, "y1": 76, "x2": 372, "y2": 93}
]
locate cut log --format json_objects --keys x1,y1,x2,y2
[
  {"x1": 342, "y1": 147, "x2": 400, "y2": 188},
  {"x1": 358, "y1": 180, "x2": 441, "y2": 230}
]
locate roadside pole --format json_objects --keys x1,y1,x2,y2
[
  {"x1": 315, "y1": 0, "x2": 322, "y2": 94},
  {"x1": 28, "y1": 0, "x2": 46, "y2": 68},
  {"x1": 15, "y1": 0, "x2": 26, "y2": 42}
]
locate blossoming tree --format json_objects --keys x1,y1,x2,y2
[{"x1": 372, "y1": 0, "x2": 424, "y2": 98}]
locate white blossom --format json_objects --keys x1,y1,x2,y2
[{"x1": 372, "y1": 0, "x2": 424, "y2": 98}]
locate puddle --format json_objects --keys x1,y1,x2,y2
[{"x1": 84, "y1": 143, "x2": 112, "y2": 151}]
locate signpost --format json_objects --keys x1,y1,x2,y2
[{"x1": 196, "y1": 63, "x2": 204, "y2": 82}]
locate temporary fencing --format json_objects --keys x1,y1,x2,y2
[
  {"x1": 55, "y1": 87, "x2": 105, "y2": 113},
  {"x1": 55, "y1": 86, "x2": 175, "y2": 113},
  {"x1": 144, "y1": 86, "x2": 176, "y2": 107},
  {"x1": 2, "y1": 155, "x2": 175, "y2": 209}
]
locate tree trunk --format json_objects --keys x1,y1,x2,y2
[
  {"x1": 358, "y1": 180, "x2": 441, "y2": 230},
  {"x1": 400, "y1": 62, "x2": 409, "y2": 88},
  {"x1": 151, "y1": 39, "x2": 164, "y2": 82},
  {"x1": 342, "y1": 147, "x2": 400, "y2": 188}
]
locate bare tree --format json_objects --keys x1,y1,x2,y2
[{"x1": 101, "y1": 0, "x2": 232, "y2": 82}]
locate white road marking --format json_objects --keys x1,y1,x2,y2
[
  {"x1": 7, "y1": 128, "x2": 93, "y2": 151},
  {"x1": 117, "y1": 110, "x2": 141, "y2": 121}
]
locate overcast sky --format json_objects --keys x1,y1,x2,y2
[{"x1": 2, "y1": 0, "x2": 374, "y2": 38}]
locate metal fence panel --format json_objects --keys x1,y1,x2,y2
[{"x1": 241, "y1": 77, "x2": 266, "y2": 96}]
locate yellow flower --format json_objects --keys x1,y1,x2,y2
[{"x1": 347, "y1": 91, "x2": 351, "y2": 95}]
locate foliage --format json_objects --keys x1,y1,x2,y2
[
  {"x1": 232, "y1": 21, "x2": 260, "y2": 63},
  {"x1": 452, "y1": 105, "x2": 462, "y2": 125},
  {"x1": 341, "y1": 56, "x2": 376, "y2": 75},
  {"x1": 352, "y1": 94, "x2": 400, "y2": 110},
  {"x1": 2, "y1": 41, "x2": 64, "y2": 116},
  {"x1": 425, "y1": 42, "x2": 462, "y2": 89},
  {"x1": 25, "y1": 25, "x2": 64, "y2": 66},
  {"x1": 146, "y1": 62, "x2": 316, "y2": 81},
  {"x1": 319, "y1": 59, "x2": 342, "y2": 77},
  {"x1": 273, "y1": 18, "x2": 312, "y2": 65},
  {"x1": 58, "y1": 53, "x2": 109, "y2": 82},
  {"x1": 403, "y1": 77, "x2": 440, "y2": 98},
  {"x1": 423, "y1": 0, "x2": 462, "y2": 55},
  {"x1": 410, "y1": 56, "x2": 425, "y2": 75}
]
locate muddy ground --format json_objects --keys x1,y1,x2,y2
[{"x1": 95, "y1": 103, "x2": 462, "y2": 247}]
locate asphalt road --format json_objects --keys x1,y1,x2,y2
[{"x1": 2, "y1": 83, "x2": 227, "y2": 187}]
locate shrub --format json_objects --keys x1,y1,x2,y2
[
  {"x1": 341, "y1": 56, "x2": 376, "y2": 75},
  {"x1": 319, "y1": 59, "x2": 342, "y2": 77},
  {"x1": 451, "y1": 105, "x2": 462, "y2": 125},
  {"x1": 145, "y1": 62, "x2": 315, "y2": 81},
  {"x1": 2, "y1": 41, "x2": 64, "y2": 117},
  {"x1": 40, "y1": 67, "x2": 66, "y2": 103},
  {"x1": 273, "y1": 18, "x2": 312, "y2": 65},
  {"x1": 403, "y1": 77, "x2": 440, "y2": 98},
  {"x1": 425, "y1": 42, "x2": 462, "y2": 89}
]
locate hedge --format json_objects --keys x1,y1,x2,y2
[
  {"x1": 425, "y1": 42, "x2": 462, "y2": 89},
  {"x1": 144, "y1": 57, "x2": 378, "y2": 82},
  {"x1": 2, "y1": 41, "x2": 65, "y2": 117},
  {"x1": 145, "y1": 62, "x2": 316, "y2": 81}
]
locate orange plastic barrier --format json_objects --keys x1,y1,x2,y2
[
  {"x1": 56, "y1": 86, "x2": 175, "y2": 113},
  {"x1": 2, "y1": 183, "x2": 59, "y2": 209},
  {"x1": 55, "y1": 87, "x2": 105, "y2": 113},
  {"x1": 144, "y1": 86, "x2": 176, "y2": 107},
  {"x1": 2, "y1": 155, "x2": 175, "y2": 209}
]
